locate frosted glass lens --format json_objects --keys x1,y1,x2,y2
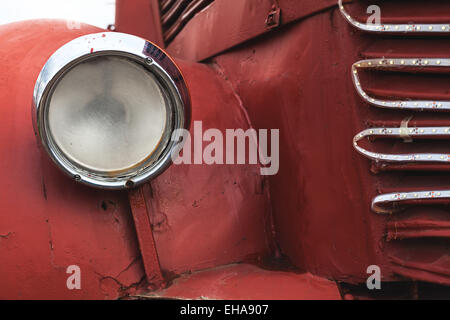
[{"x1": 48, "y1": 56, "x2": 167, "y2": 173}]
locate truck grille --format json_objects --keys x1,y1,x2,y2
[{"x1": 340, "y1": 0, "x2": 450, "y2": 286}]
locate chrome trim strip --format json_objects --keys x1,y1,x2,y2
[
  {"x1": 372, "y1": 190, "x2": 450, "y2": 214},
  {"x1": 353, "y1": 127, "x2": 450, "y2": 163},
  {"x1": 339, "y1": 0, "x2": 450, "y2": 34},
  {"x1": 352, "y1": 58, "x2": 450, "y2": 111}
]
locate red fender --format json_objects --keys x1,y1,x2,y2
[{"x1": 0, "y1": 20, "x2": 277, "y2": 299}]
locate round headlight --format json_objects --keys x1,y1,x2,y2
[{"x1": 33, "y1": 32, "x2": 190, "y2": 189}]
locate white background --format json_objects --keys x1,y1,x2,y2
[{"x1": 0, "y1": 0, "x2": 115, "y2": 28}]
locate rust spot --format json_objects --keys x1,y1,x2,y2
[
  {"x1": 150, "y1": 212, "x2": 169, "y2": 233},
  {"x1": 0, "y1": 232, "x2": 13, "y2": 239}
]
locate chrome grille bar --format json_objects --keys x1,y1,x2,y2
[
  {"x1": 352, "y1": 58, "x2": 450, "y2": 111},
  {"x1": 372, "y1": 190, "x2": 450, "y2": 214},
  {"x1": 354, "y1": 127, "x2": 450, "y2": 163},
  {"x1": 339, "y1": 0, "x2": 450, "y2": 34}
]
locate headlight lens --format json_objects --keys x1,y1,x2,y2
[
  {"x1": 33, "y1": 32, "x2": 190, "y2": 189},
  {"x1": 48, "y1": 56, "x2": 168, "y2": 173}
]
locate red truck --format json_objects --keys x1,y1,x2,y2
[{"x1": 0, "y1": 0, "x2": 449, "y2": 300}]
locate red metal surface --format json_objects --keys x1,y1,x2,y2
[
  {"x1": 114, "y1": 3, "x2": 450, "y2": 292},
  {"x1": 140, "y1": 60, "x2": 275, "y2": 275},
  {"x1": 0, "y1": 19, "x2": 286, "y2": 299},
  {"x1": 345, "y1": 0, "x2": 450, "y2": 23},
  {"x1": 205, "y1": 9, "x2": 381, "y2": 283},
  {"x1": 189, "y1": 1, "x2": 450, "y2": 286},
  {"x1": 387, "y1": 217, "x2": 450, "y2": 241},
  {"x1": 143, "y1": 263, "x2": 341, "y2": 300},
  {"x1": 5, "y1": 0, "x2": 449, "y2": 299},
  {"x1": 128, "y1": 187, "x2": 165, "y2": 289},
  {"x1": 0, "y1": 20, "x2": 145, "y2": 299},
  {"x1": 166, "y1": 0, "x2": 337, "y2": 61},
  {"x1": 115, "y1": 0, "x2": 164, "y2": 46},
  {"x1": 389, "y1": 244, "x2": 450, "y2": 286}
]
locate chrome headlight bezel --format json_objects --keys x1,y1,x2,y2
[{"x1": 33, "y1": 32, "x2": 190, "y2": 189}]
